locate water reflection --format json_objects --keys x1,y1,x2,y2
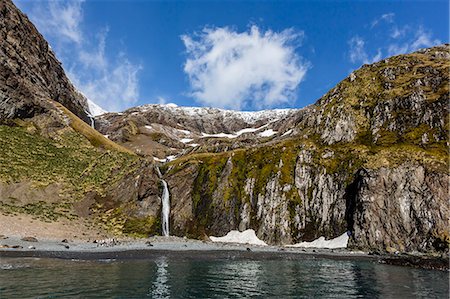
[
  {"x1": 373, "y1": 262, "x2": 448, "y2": 298},
  {"x1": 205, "y1": 260, "x2": 265, "y2": 297},
  {"x1": 0, "y1": 256, "x2": 447, "y2": 298},
  {"x1": 351, "y1": 262, "x2": 382, "y2": 297},
  {"x1": 314, "y1": 260, "x2": 360, "y2": 297},
  {"x1": 150, "y1": 256, "x2": 170, "y2": 298}
]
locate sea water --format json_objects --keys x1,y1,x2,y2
[{"x1": 0, "y1": 256, "x2": 448, "y2": 298}]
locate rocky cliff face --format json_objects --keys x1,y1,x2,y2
[
  {"x1": 0, "y1": 0, "x2": 447, "y2": 253},
  {"x1": 0, "y1": 0, "x2": 90, "y2": 124},
  {"x1": 348, "y1": 165, "x2": 448, "y2": 252},
  {"x1": 153, "y1": 45, "x2": 448, "y2": 253}
]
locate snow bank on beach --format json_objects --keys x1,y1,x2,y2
[
  {"x1": 287, "y1": 233, "x2": 349, "y2": 249},
  {"x1": 209, "y1": 229, "x2": 267, "y2": 246}
]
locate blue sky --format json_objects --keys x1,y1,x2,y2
[{"x1": 15, "y1": 0, "x2": 449, "y2": 113}]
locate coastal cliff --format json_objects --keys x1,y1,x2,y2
[
  {"x1": 0, "y1": 0, "x2": 448, "y2": 254},
  {"x1": 158, "y1": 45, "x2": 449, "y2": 253}
]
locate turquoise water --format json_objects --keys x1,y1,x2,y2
[{"x1": 0, "y1": 255, "x2": 448, "y2": 298}]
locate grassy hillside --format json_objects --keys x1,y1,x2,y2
[
  {"x1": 0, "y1": 123, "x2": 140, "y2": 224},
  {"x1": 53, "y1": 101, "x2": 134, "y2": 155}
]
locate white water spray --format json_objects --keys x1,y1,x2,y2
[
  {"x1": 156, "y1": 167, "x2": 170, "y2": 236},
  {"x1": 161, "y1": 180, "x2": 170, "y2": 236},
  {"x1": 89, "y1": 116, "x2": 95, "y2": 129},
  {"x1": 85, "y1": 110, "x2": 95, "y2": 129}
]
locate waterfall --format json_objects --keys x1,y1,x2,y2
[
  {"x1": 89, "y1": 116, "x2": 95, "y2": 129},
  {"x1": 85, "y1": 110, "x2": 95, "y2": 129},
  {"x1": 156, "y1": 167, "x2": 170, "y2": 236},
  {"x1": 161, "y1": 180, "x2": 170, "y2": 236}
]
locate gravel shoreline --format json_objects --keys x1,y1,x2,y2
[{"x1": 0, "y1": 236, "x2": 447, "y2": 270}]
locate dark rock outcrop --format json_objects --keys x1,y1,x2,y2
[
  {"x1": 348, "y1": 165, "x2": 449, "y2": 252},
  {"x1": 0, "y1": 0, "x2": 90, "y2": 124}
]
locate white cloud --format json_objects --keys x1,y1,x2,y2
[
  {"x1": 349, "y1": 14, "x2": 441, "y2": 65},
  {"x1": 386, "y1": 44, "x2": 409, "y2": 56},
  {"x1": 348, "y1": 36, "x2": 366, "y2": 63},
  {"x1": 181, "y1": 26, "x2": 308, "y2": 110},
  {"x1": 78, "y1": 29, "x2": 108, "y2": 71},
  {"x1": 18, "y1": 0, "x2": 141, "y2": 113},
  {"x1": 387, "y1": 26, "x2": 441, "y2": 57},
  {"x1": 68, "y1": 58, "x2": 141, "y2": 113},
  {"x1": 390, "y1": 26, "x2": 407, "y2": 39},
  {"x1": 157, "y1": 97, "x2": 167, "y2": 105},
  {"x1": 348, "y1": 36, "x2": 382, "y2": 64},
  {"x1": 410, "y1": 26, "x2": 441, "y2": 50},
  {"x1": 371, "y1": 12, "x2": 395, "y2": 28},
  {"x1": 29, "y1": 0, "x2": 84, "y2": 44}
]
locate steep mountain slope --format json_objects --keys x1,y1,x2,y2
[
  {"x1": 98, "y1": 45, "x2": 449, "y2": 253},
  {"x1": 95, "y1": 104, "x2": 298, "y2": 159},
  {"x1": 0, "y1": 0, "x2": 91, "y2": 124},
  {"x1": 0, "y1": 0, "x2": 160, "y2": 238}
]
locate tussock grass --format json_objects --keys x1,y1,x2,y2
[{"x1": 52, "y1": 101, "x2": 134, "y2": 155}]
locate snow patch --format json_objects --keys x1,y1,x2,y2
[
  {"x1": 201, "y1": 132, "x2": 237, "y2": 139},
  {"x1": 201, "y1": 123, "x2": 272, "y2": 139},
  {"x1": 234, "y1": 123, "x2": 270, "y2": 136},
  {"x1": 76, "y1": 89, "x2": 107, "y2": 116},
  {"x1": 145, "y1": 125, "x2": 153, "y2": 130},
  {"x1": 209, "y1": 229, "x2": 267, "y2": 246},
  {"x1": 282, "y1": 129, "x2": 293, "y2": 137},
  {"x1": 166, "y1": 155, "x2": 177, "y2": 162},
  {"x1": 153, "y1": 155, "x2": 178, "y2": 163},
  {"x1": 180, "y1": 138, "x2": 194, "y2": 143},
  {"x1": 259, "y1": 129, "x2": 277, "y2": 137},
  {"x1": 188, "y1": 143, "x2": 199, "y2": 147},
  {"x1": 286, "y1": 233, "x2": 349, "y2": 249},
  {"x1": 234, "y1": 127, "x2": 259, "y2": 135},
  {"x1": 138, "y1": 104, "x2": 297, "y2": 124}
]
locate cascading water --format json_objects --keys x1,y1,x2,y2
[
  {"x1": 160, "y1": 179, "x2": 170, "y2": 236},
  {"x1": 156, "y1": 167, "x2": 170, "y2": 237},
  {"x1": 89, "y1": 116, "x2": 95, "y2": 129},
  {"x1": 85, "y1": 110, "x2": 95, "y2": 128}
]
